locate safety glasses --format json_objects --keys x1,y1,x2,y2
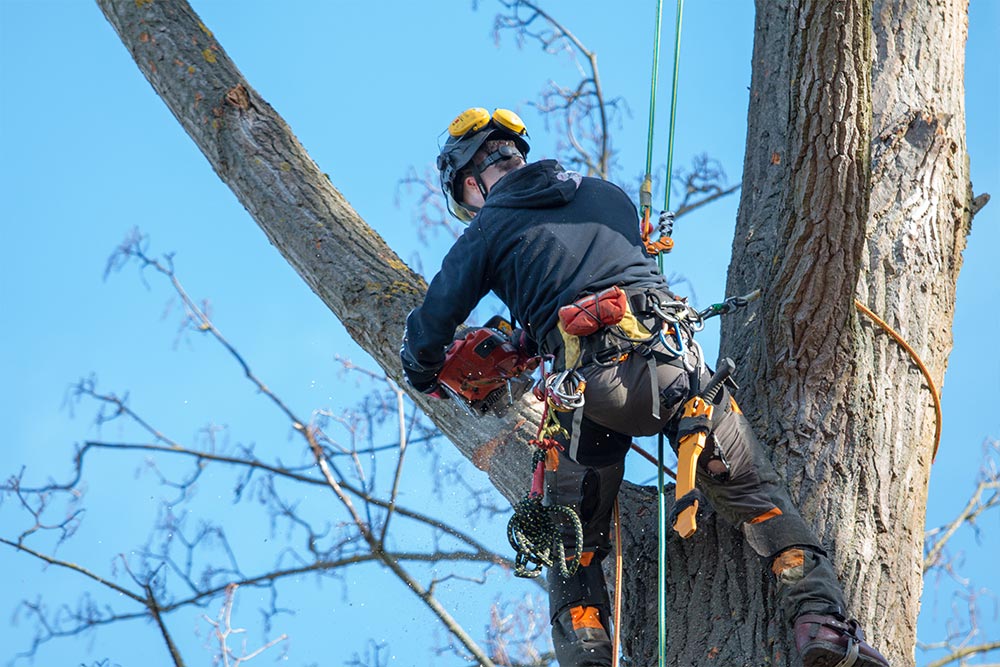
[{"x1": 447, "y1": 107, "x2": 527, "y2": 139}]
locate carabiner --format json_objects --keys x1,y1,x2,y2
[
  {"x1": 659, "y1": 323, "x2": 685, "y2": 357},
  {"x1": 545, "y1": 370, "x2": 587, "y2": 411}
]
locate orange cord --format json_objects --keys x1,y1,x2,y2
[
  {"x1": 855, "y1": 299, "x2": 942, "y2": 462},
  {"x1": 612, "y1": 499, "x2": 622, "y2": 667}
]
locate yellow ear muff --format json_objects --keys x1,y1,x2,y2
[
  {"x1": 448, "y1": 107, "x2": 491, "y2": 137},
  {"x1": 492, "y1": 108, "x2": 527, "y2": 135}
]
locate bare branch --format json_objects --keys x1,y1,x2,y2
[
  {"x1": 672, "y1": 154, "x2": 741, "y2": 218},
  {"x1": 924, "y1": 440, "x2": 1000, "y2": 572},
  {"x1": 145, "y1": 583, "x2": 187, "y2": 667},
  {"x1": 202, "y1": 584, "x2": 287, "y2": 666},
  {"x1": 492, "y1": 0, "x2": 620, "y2": 179},
  {"x1": 922, "y1": 641, "x2": 1000, "y2": 667},
  {"x1": 0, "y1": 538, "x2": 144, "y2": 603},
  {"x1": 105, "y1": 232, "x2": 311, "y2": 433},
  {"x1": 919, "y1": 439, "x2": 1000, "y2": 667},
  {"x1": 381, "y1": 384, "x2": 410, "y2": 542}
]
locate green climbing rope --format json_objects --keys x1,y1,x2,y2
[{"x1": 643, "y1": 1, "x2": 686, "y2": 665}]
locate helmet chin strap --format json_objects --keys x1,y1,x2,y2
[
  {"x1": 468, "y1": 145, "x2": 525, "y2": 202},
  {"x1": 468, "y1": 160, "x2": 491, "y2": 200}
]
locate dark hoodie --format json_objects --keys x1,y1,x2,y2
[{"x1": 401, "y1": 159, "x2": 668, "y2": 389}]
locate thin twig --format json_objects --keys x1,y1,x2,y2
[{"x1": 381, "y1": 384, "x2": 409, "y2": 543}]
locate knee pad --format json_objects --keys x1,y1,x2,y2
[{"x1": 742, "y1": 510, "x2": 825, "y2": 559}]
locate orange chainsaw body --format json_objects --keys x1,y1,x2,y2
[{"x1": 438, "y1": 325, "x2": 537, "y2": 417}]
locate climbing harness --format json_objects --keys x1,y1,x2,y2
[{"x1": 507, "y1": 372, "x2": 585, "y2": 579}]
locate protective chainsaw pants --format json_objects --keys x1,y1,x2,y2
[{"x1": 543, "y1": 348, "x2": 847, "y2": 667}]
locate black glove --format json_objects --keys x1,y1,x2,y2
[
  {"x1": 400, "y1": 341, "x2": 443, "y2": 393},
  {"x1": 667, "y1": 488, "x2": 706, "y2": 528},
  {"x1": 402, "y1": 370, "x2": 446, "y2": 399},
  {"x1": 508, "y1": 328, "x2": 537, "y2": 357}
]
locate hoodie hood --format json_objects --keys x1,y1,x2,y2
[{"x1": 483, "y1": 159, "x2": 582, "y2": 210}]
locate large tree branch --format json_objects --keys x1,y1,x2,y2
[{"x1": 95, "y1": 0, "x2": 539, "y2": 508}]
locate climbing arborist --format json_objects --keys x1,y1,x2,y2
[{"x1": 400, "y1": 106, "x2": 890, "y2": 667}]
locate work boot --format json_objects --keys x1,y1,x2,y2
[{"x1": 794, "y1": 614, "x2": 890, "y2": 667}]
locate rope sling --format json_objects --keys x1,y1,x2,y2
[{"x1": 506, "y1": 396, "x2": 584, "y2": 579}]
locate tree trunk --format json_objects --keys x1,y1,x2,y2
[
  {"x1": 98, "y1": 1, "x2": 973, "y2": 666},
  {"x1": 720, "y1": 1, "x2": 972, "y2": 666}
]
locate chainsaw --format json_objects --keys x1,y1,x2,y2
[{"x1": 438, "y1": 316, "x2": 538, "y2": 418}]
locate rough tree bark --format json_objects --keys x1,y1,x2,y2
[
  {"x1": 97, "y1": 1, "x2": 975, "y2": 666},
  {"x1": 720, "y1": 0, "x2": 972, "y2": 665}
]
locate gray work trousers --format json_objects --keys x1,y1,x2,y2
[{"x1": 544, "y1": 347, "x2": 846, "y2": 667}]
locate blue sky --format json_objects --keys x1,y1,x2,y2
[{"x1": 0, "y1": 1, "x2": 997, "y2": 665}]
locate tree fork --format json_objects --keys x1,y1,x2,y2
[{"x1": 96, "y1": 0, "x2": 976, "y2": 665}]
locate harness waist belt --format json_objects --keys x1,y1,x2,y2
[{"x1": 542, "y1": 286, "x2": 677, "y2": 364}]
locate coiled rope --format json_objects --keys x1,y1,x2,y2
[{"x1": 507, "y1": 376, "x2": 584, "y2": 579}]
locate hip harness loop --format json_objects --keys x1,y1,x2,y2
[{"x1": 545, "y1": 287, "x2": 708, "y2": 421}]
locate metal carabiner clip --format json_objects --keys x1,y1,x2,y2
[{"x1": 659, "y1": 322, "x2": 685, "y2": 357}]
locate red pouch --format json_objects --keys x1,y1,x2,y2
[{"x1": 558, "y1": 286, "x2": 628, "y2": 337}]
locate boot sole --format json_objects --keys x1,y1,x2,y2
[{"x1": 802, "y1": 641, "x2": 890, "y2": 667}]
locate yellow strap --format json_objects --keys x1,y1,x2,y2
[
  {"x1": 617, "y1": 307, "x2": 652, "y2": 340},
  {"x1": 557, "y1": 321, "x2": 583, "y2": 369}
]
